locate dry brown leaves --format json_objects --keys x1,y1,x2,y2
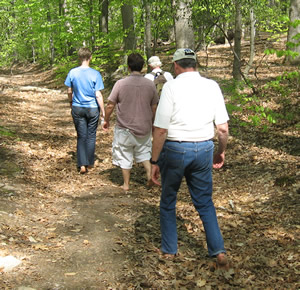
[{"x1": 0, "y1": 41, "x2": 299, "y2": 289}]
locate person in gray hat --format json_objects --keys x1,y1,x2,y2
[
  {"x1": 150, "y1": 48, "x2": 230, "y2": 269},
  {"x1": 144, "y1": 56, "x2": 174, "y2": 82}
]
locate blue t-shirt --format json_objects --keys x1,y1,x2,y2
[{"x1": 64, "y1": 67, "x2": 104, "y2": 108}]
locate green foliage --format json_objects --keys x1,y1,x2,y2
[
  {"x1": 264, "y1": 70, "x2": 299, "y2": 93},
  {"x1": 0, "y1": 0, "x2": 293, "y2": 68},
  {"x1": 224, "y1": 68, "x2": 298, "y2": 135},
  {"x1": 264, "y1": 47, "x2": 299, "y2": 59},
  {"x1": 221, "y1": 79, "x2": 281, "y2": 133}
]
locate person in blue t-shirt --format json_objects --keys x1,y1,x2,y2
[{"x1": 64, "y1": 47, "x2": 105, "y2": 174}]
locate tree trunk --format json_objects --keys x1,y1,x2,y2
[
  {"x1": 89, "y1": 0, "x2": 95, "y2": 51},
  {"x1": 44, "y1": 2, "x2": 55, "y2": 65},
  {"x1": 62, "y1": 0, "x2": 73, "y2": 56},
  {"x1": 286, "y1": 0, "x2": 300, "y2": 65},
  {"x1": 233, "y1": 0, "x2": 242, "y2": 80},
  {"x1": 59, "y1": 0, "x2": 63, "y2": 16},
  {"x1": 145, "y1": 0, "x2": 152, "y2": 61},
  {"x1": 172, "y1": 0, "x2": 195, "y2": 49},
  {"x1": 121, "y1": 3, "x2": 136, "y2": 52},
  {"x1": 24, "y1": 0, "x2": 36, "y2": 63},
  {"x1": 100, "y1": 0, "x2": 108, "y2": 34},
  {"x1": 244, "y1": 6, "x2": 256, "y2": 76}
]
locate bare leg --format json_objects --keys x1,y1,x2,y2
[
  {"x1": 121, "y1": 168, "x2": 131, "y2": 191},
  {"x1": 141, "y1": 160, "x2": 153, "y2": 187}
]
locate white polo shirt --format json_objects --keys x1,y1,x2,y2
[{"x1": 153, "y1": 71, "x2": 229, "y2": 142}]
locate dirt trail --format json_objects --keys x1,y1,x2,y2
[
  {"x1": 0, "y1": 66, "x2": 150, "y2": 289},
  {"x1": 0, "y1": 61, "x2": 299, "y2": 289}
]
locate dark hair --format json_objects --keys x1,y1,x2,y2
[
  {"x1": 175, "y1": 58, "x2": 196, "y2": 69},
  {"x1": 78, "y1": 48, "x2": 92, "y2": 62},
  {"x1": 128, "y1": 53, "x2": 144, "y2": 72}
]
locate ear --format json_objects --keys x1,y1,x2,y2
[{"x1": 173, "y1": 62, "x2": 179, "y2": 71}]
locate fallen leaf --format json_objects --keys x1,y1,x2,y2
[
  {"x1": 196, "y1": 279, "x2": 206, "y2": 287},
  {"x1": 64, "y1": 272, "x2": 77, "y2": 276}
]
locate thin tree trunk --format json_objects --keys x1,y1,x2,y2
[
  {"x1": 244, "y1": 6, "x2": 256, "y2": 76},
  {"x1": 145, "y1": 0, "x2": 152, "y2": 61},
  {"x1": 89, "y1": 0, "x2": 95, "y2": 51},
  {"x1": 233, "y1": 0, "x2": 242, "y2": 80},
  {"x1": 46, "y1": 3, "x2": 55, "y2": 65},
  {"x1": 62, "y1": 0, "x2": 73, "y2": 56},
  {"x1": 24, "y1": 0, "x2": 36, "y2": 63},
  {"x1": 99, "y1": 0, "x2": 108, "y2": 34}
]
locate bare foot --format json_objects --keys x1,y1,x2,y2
[
  {"x1": 79, "y1": 166, "x2": 87, "y2": 174},
  {"x1": 216, "y1": 253, "x2": 229, "y2": 270},
  {"x1": 121, "y1": 184, "x2": 130, "y2": 192},
  {"x1": 155, "y1": 248, "x2": 178, "y2": 261}
]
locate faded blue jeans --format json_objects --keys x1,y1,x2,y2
[
  {"x1": 159, "y1": 140, "x2": 225, "y2": 257},
  {"x1": 71, "y1": 106, "x2": 100, "y2": 168}
]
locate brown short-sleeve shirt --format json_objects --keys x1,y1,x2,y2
[{"x1": 108, "y1": 74, "x2": 158, "y2": 137}]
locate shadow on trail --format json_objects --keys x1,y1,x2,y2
[
  {"x1": 100, "y1": 163, "x2": 150, "y2": 189},
  {"x1": 228, "y1": 115, "x2": 300, "y2": 156}
]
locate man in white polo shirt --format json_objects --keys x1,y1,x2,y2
[{"x1": 151, "y1": 48, "x2": 229, "y2": 268}]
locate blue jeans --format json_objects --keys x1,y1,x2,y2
[
  {"x1": 71, "y1": 106, "x2": 100, "y2": 167},
  {"x1": 159, "y1": 140, "x2": 225, "y2": 257}
]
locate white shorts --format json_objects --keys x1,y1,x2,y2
[{"x1": 112, "y1": 126, "x2": 152, "y2": 169}]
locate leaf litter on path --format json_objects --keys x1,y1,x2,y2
[{"x1": 0, "y1": 45, "x2": 299, "y2": 289}]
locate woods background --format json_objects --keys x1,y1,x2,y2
[{"x1": 1, "y1": 0, "x2": 299, "y2": 68}]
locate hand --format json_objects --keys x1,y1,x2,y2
[
  {"x1": 213, "y1": 152, "x2": 225, "y2": 169},
  {"x1": 102, "y1": 120, "x2": 109, "y2": 132},
  {"x1": 151, "y1": 164, "x2": 161, "y2": 186}
]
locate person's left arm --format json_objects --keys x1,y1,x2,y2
[
  {"x1": 213, "y1": 122, "x2": 229, "y2": 169},
  {"x1": 67, "y1": 87, "x2": 73, "y2": 108},
  {"x1": 96, "y1": 90, "x2": 105, "y2": 119}
]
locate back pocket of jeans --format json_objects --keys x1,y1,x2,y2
[{"x1": 165, "y1": 146, "x2": 184, "y2": 168}]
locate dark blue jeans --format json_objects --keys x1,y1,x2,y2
[
  {"x1": 71, "y1": 106, "x2": 100, "y2": 168},
  {"x1": 159, "y1": 140, "x2": 225, "y2": 256}
]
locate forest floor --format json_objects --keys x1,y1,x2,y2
[{"x1": 0, "y1": 38, "x2": 299, "y2": 289}]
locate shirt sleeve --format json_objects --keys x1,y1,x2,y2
[
  {"x1": 151, "y1": 85, "x2": 159, "y2": 106},
  {"x1": 144, "y1": 73, "x2": 154, "y2": 81},
  {"x1": 164, "y1": 72, "x2": 174, "y2": 81},
  {"x1": 64, "y1": 71, "x2": 72, "y2": 87},
  {"x1": 108, "y1": 81, "x2": 120, "y2": 103},
  {"x1": 95, "y1": 71, "x2": 104, "y2": 91}
]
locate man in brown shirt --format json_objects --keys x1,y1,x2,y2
[{"x1": 103, "y1": 53, "x2": 158, "y2": 191}]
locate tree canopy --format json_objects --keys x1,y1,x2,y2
[{"x1": 0, "y1": 0, "x2": 298, "y2": 68}]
